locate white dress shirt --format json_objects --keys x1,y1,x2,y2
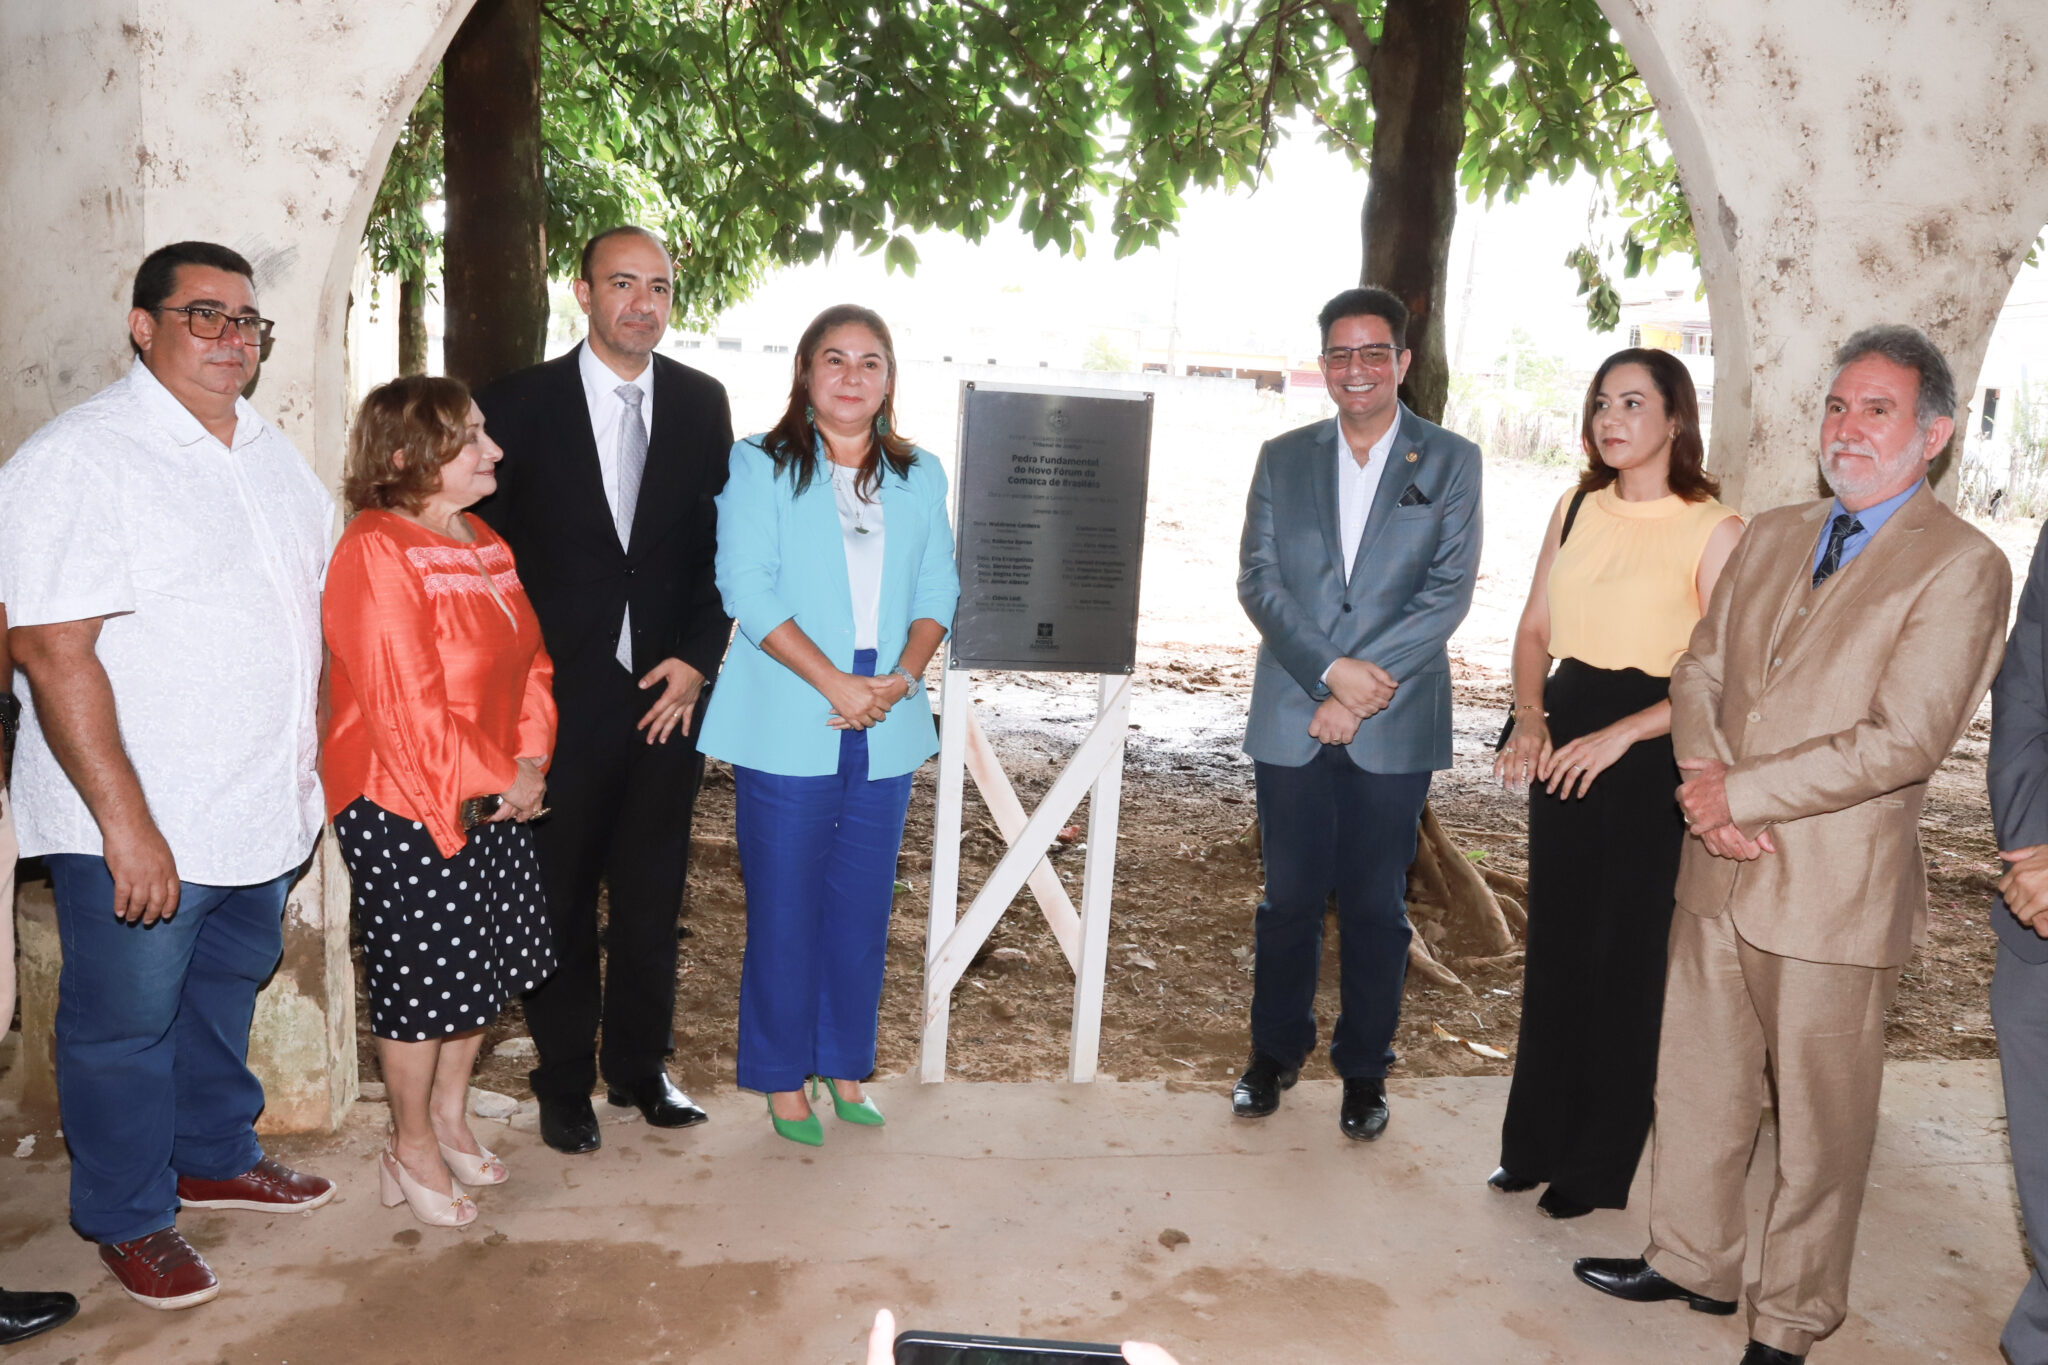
[
  {"x1": 0, "y1": 360, "x2": 334, "y2": 885},
  {"x1": 578, "y1": 340, "x2": 656, "y2": 668},
  {"x1": 831, "y1": 463, "x2": 886, "y2": 650},
  {"x1": 1336, "y1": 419, "x2": 1399, "y2": 583},
  {"x1": 1319, "y1": 419, "x2": 1401, "y2": 689}
]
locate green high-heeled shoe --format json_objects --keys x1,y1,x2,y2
[
  {"x1": 766, "y1": 1093, "x2": 823, "y2": 1147},
  {"x1": 814, "y1": 1076, "x2": 885, "y2": 1127}
]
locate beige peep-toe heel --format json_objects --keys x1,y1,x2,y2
[{"x1": 379, "y1": 1148, "x2": 477, "y2": 1229}]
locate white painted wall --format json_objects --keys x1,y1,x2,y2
[
  {"x1": 0, "y1": 0, "x2": 477, "y2": 1132},
  {"x1": 1600, "y1": 0, "x2": 2048, "y2": 512}
]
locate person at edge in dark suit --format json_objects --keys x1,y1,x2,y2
[
  {"x1": 1232, "y1": 286, "x2": 1483, "y2": 1140},
  {"x1": 475, "y1": 226, "x2": 734, "y2": 1153},
  {"x1": 1990, "y1": 517, "x2": 2048, "y2": 1365}
]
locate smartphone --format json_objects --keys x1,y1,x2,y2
[{"x1": 893, "y1": 1330, "x2": 1124, "y2": 1364}]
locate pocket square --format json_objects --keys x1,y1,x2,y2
[{"x1": 1396, "y1": 484, "x2": 1431, "y2": 507}]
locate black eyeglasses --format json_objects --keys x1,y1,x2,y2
[
  {"x1": 157, "y1": 305, "x2": 275, "y2": 345},
  {"x1": 1321, "y1": 344, "x2": 1400, "y2": 369}
]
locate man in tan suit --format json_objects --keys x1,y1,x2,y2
[{"x1": 1571, "y1": 325, "x2": 2011, "y2": 1365}]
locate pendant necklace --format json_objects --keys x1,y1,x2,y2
[{"x1": 837, "y1": 463, "x2": 871, "y2": 534}]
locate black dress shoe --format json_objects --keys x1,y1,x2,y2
[
  {"x1": 1572, "y1": 1257, "x2": 1737, "y2": 1315},
  {"x1": 1537, "y1": 1186, "x2": 1594, "y2": 1219},
  {"x1": 0, "y1": 1287, "x2": 79, "y2": 1345},
  {"x1": 607, "y1": 1073, "x2": 710, "y2": 1129},
  {"x1": 1339, "y1": 1076, "x2": 1390, "y2": 1141},
  {"x1": 1738, "y1": 1343, "x2": 1803, "y2": 1365},
  {"x1": 538, "y1": 1094, "x2": 602, "y2": 1154},
  {"x1": 1487, "y1": 1166, "x2": 1538, "y2": 1193},
  {"x1": 1230, "y1": 1053, "x2": 1299, "y2": 1118}
]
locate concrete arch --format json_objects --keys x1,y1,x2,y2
[
  {"x1": 0, "y1": 0, "x2": 477, "y2": 483},
  {"x1": 1599, "y1": 0, "x2": 2048, "y2": 512},
  {"x1": 0, "y1": 0, "x2": 478, "y2": 1131}
]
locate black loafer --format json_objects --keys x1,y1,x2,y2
[
  {"x1": 538, "y1": 1094, "x2": 602, "y2": 1154},
  {"x1": 1231, "y1": 1053, "x2": 1299, "y2": 1118},
  {"x1": 1339, "y1": 1076, "x2": 1390, "y2": 1141},
  {"x1": 0, "y1": 1287, "x2": 79, "y2": 1345},
  {"x1": 607, "y1": 1074, "x2": 710, "y2": 1129},
  {"x1": 1738, "y1": 1343, "x2": 1804, "y2": 1365},
  {"x1": 1487, "y1": 1166, "x2": 1538, "y2": 1193},
  {"x1": 1572, "y1": 1256, "x2": 1737, "y2": 1315},
  {"x1": 1538, "y1": 1186, "x2": 1595, "y2": 1219}
]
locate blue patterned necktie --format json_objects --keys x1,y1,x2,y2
[{"x1": 1811, "y1": 512, "x2": 1862, "y2": 589}]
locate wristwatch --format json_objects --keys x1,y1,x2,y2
[{"x1": 890, "y1": 665, "x2": 923, "y2": 698}]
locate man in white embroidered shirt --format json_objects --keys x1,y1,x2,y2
[{"x1": 0, "y1": 242, "x2": 337, "y2": 1313}]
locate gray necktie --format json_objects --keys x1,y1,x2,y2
[
  {"x1": 615, "y1": 383, "x2": 647, "y2": 547},
  {"x1": 614, "y1": 383, "x2": 648, "y2": 669}
]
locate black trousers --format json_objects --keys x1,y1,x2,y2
[
  {"x1": 523, "y1": 662, "x2": 707, "y2": 1104},
  {"x1": 1250, "y1": 748, "x2": 1432, "y2": 1080},
  {"x1": 1498, "y1": 658, "x2": 1681, "y2": 1208}
]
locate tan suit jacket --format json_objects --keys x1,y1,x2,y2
[{"x1": 1669, "y1": 484, "x2": 2009, "y2": 967}]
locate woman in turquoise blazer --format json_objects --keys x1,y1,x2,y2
[{"x1": 698, "y1": 304, "x2": 959, "y2": 1145}]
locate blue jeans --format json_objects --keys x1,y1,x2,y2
[
  {"x1": 732, "y1": 650, "x2": 916, "y2": 1093},
  {"x1": 1249, "y1": 749, "x2": 1431, "y2": 1079},
  {"x1": 46, "y1": 855, "x2": 291, "y2": 1244}
]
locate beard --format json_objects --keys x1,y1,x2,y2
[{"x1": 1819, "y1": 438, "x2": 1922, "y2": 505}]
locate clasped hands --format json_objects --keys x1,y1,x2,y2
[
  {"x1": 1999, "y1": 845, "x2": 2048, "y2": 939},
  {"x1": 1309, "y1": 657, "x2": 1397, "y2": 746},
  {"x1": 824, "y1": 670, "x2": 913, "y2": 731},
  {"x1": 1675, "y1": 757, "x2": 1776, "y2": 861}
]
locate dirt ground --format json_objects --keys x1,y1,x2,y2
[{"x1": 384, "y1": 449, "x2": 2030, "y2": 1102}]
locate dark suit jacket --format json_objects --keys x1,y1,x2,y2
[
  {"x1": 1991, "y1": 520, "x2": 2048, "y2": 963},
  {"x1": 475, "y1": 344, "x2": 734, "y2": 695}
]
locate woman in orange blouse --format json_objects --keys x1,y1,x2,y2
[{"x1": 323, "y1": 376, "x2": 558, "y2": 1229}]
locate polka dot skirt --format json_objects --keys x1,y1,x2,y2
[{"x1": 335, "y1": 797, "x2": 558, "y2": 1042}]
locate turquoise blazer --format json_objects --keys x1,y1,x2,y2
[{"x1": 698, "y1": 435, "x2": 960, "y2": 778}]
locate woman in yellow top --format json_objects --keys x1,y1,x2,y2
[{"x1": 1487, "y1": 348, "x2": 1744, "y2": 1219}]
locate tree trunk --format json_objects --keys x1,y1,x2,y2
[
  {"x1": 398, "y1": 270, "x2": 429, "y2": 377},
  {"x1": 441, "y1": 0, "x2": 547, "y2": 390},
  {"x1": 1361, "y1": 0, "x2": 1470, "y2": 425}
]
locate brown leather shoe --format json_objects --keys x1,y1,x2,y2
[
  {"x1": 177, "y1": 1155, "x2": 335, "y2": 1213},
  {"x1": 99, "y1": 1229, "x2": 219, "y2": 1311}
]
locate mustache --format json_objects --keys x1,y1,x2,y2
[{"x1": 1825, "y1": 439, "x2": 1878, "y2": 460}]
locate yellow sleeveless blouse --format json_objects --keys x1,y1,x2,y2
[{"x1": 1545, "y1": 486, "x2": 1740, "y2": 678}]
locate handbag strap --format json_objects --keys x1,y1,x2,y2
[{"x1": 1559, "y1": 487, "x2": 1590, "y2": 546}]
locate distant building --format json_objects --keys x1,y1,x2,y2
[{"x1": 1616, "y1": 288, "x2": 1715, "y2": 428}]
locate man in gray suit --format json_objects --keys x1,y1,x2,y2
[
  {"x1": 1990, "y1": 521, "x2": 2048, "y2": 1365},
  {"x1": 1233, "y1": 287, "x2": 1483, "y2": 1139}
]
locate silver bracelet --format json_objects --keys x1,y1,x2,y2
[{"x1": 890, "y1": 664, "x2": 922, "y2": 698}]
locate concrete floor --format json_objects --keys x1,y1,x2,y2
[{"x1": 0, "y1": 1060, "x2": 2020, "y2": 1364}]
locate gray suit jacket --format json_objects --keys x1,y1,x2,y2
[
  {"x1": 1991, "y1": 520, "x2": 2048, "y2": 963},
  {"x1": 1238, "y1": 407, "x2": 1483, "y2": 772}
]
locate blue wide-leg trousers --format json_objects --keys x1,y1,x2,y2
[{"x1": 733, "y1": 652, "x2": 915, "y2": 1094}]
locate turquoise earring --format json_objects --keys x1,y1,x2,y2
[
  {"x1": 805, "y1": 403, "x2": 815, "y2": 425},
  {"x1": 875, "y1": 412, "x2": 890, "y2": 438}
]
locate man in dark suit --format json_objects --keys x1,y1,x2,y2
[
  {"x1": 1232, "y1": 287, "x2": 1483, "y2": 1140},
  {"x1": 476, "y1": 226, "x2": 733, "y2": 1153},
  {"x1": 1991, "y1": 520, "x2": 2048, "y2": 1365}
]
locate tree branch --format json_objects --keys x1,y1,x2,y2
[{"x1": 1317, "y1": 0, "x2": 1375, "y2": 69}]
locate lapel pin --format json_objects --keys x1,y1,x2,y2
[{"x1": 1405, "y1": 451, "x2": 1418, "y2": 462}]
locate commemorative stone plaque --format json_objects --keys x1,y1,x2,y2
[{"x1": 949, "y1": 382, "x2": 1154, "y2": 672}]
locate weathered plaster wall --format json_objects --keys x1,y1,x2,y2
[
  {"x1": 1600, "y1": 0, "x2": 2048, "y2": 513},
  {"x1": 0, "y1": 0, "x2": 476, "y2": 1131}
]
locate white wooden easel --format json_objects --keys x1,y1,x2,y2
[{"x1": 920, "y1": 665, "x2": 1131, "y2": 1082}]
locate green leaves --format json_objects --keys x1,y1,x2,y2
[{"x1": 366, "y1": 0, "x2": 1691, "y2": 334}]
